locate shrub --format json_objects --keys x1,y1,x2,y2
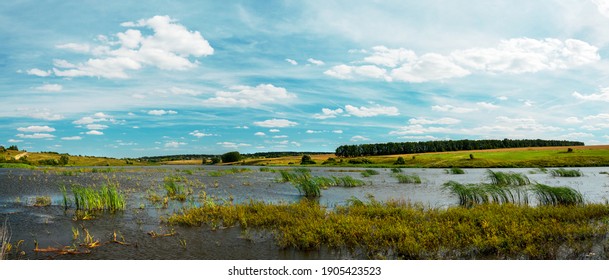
[
  {"x1": 394, "y1": 156, "x2": 406, "y2": 165},
  {"x1": 210, "y1": 157, "x2": 221, "y2": 164},
  {"x1": 221, "y1": 151, "x2": 241, "y2": 163},
  {"x1": 59, "y1": 155, "x2": 69, "y2": 165},
  {"x1": 322, "y1": 157, "x2": 336, "y2": 165},
  {"x1": 300, "y1": 155, "x2": 316, "y2": 165}
]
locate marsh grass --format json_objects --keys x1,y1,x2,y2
[
  {"x1": 208, "y1": 168, "x2": 252, "y2": 177},
  {"x1": 532, "y1": 184, "x2": 584, "y2": 206},
  {"x1": 164, "y1": 176, "x2": 186, "y2": 201},
  {"x1": 446, "y1": 167, "x2": 465, "y2": 174},
  {"x1": 33, "y1": 196, "x2": 52, "y2": 207},
  {"x1": 550, "y1": 168, "x2": 583, "y2": 177},
  {"x1": 332, "y1": 176, "x2": 365, "y2": 187},
  {"x1": 168, "y1": 199, "x2": 609, "y2": 259},
  {"x1": 390, "y1": 167, "x2": 402, "y2": 173},
  {"x1": 66, "y1": 183, "x2": 125, "y2": 212},
  {"x1": 0, "y1": 218, "x2": 9, "y2": 260},
  {"x1": 361, "y1": 169, "x2": 379, "y2": 177},
  {"x1": 394, "y1": 174, "x2": 422, "y2": 184},
  {"x1": 443, "y1": 181, "x2": 529, "y2": 207},
  {"x1": 486, "y1": 170, "x2": 530, "y2": 186}
]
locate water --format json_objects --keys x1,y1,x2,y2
[{"x1": 1, "y1": 166, "x2": 608, "y2": 259}]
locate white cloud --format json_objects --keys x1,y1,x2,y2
[
  {"x1": 306, "y1": 130, "x2": 322, "y2": 134},
  {"x1": 498, "y1": 96, "x2": 509, "y2": 101},
  {"x1": 332, "y1": 130, "x2": 343, "y2": 134},
  {"x1": 23, "y1": 109, "x2": 64, "y2": 121},
  {"x1": 253, "y1": 119, "x2": 298, "y2": 128},
  {"x1": 285, "y1": 58, "x2": 298, "y2": 65},
  {"x1": 254, "y1": 132, "x2": 266, "y2": 136},
  {"x1": 165, "y1": 141, "x2": 187, "y2": 148},
  {"x1": 202, "y1": 84, "x2": 295, "y2": 108},
  {"x1": 269, "y1": 129, "x2": 280, "y2": 133},
  {"x1": 408, "y1": 117, "x2": 460, "y2": 125},
  {"x1": 61, "y1": 136, "x2": 82, "y2": 141},
  {"x1": 350, "y1": 135, "x2": 370, "y2": 142},
  {"x1": 86, "y1": 124, "x2": 109, "y2": 130},
  {"x1": 476, "y1": 102, "x2": 500, "y2": 110},
  {"x1": 51, "y1": 15, "x2": 213, "y2": 79},
  {"x1": 313, "y1": 108, "x2": 344, "y2": 119},
  {"x1": 17, "y1": 125, "x2": 55, "y2": 133},
  {"x1": 35, "y1": 84, "x2": 63, "y2": 92},
  {"x1": 559, "y1": 132, "x2": 594, "y2": 139},
  {"x1": 16, "y1": 133, "x2": 55, "y2": 139},
  {"x1": 327, "y1": 38, "x2": 599, "y2": 83},
  {"x1": 307, "y1": 58, "x2": 325, "y2": 66},
  {"x1": 86, "y1": 130, "x2": 104, "y2": 135},
  {"x1": 148, "y1": 109, "x2": 177, "y2": 116},
  {"x1": 565, "y1": 117, "x2": 582, "y2": 124},
  {"x1": 73, "y1": 112, "x2": 112, "y2": 125},
  {"x1": 345, "y1": 104, "x2": 399, "y2": 117},
  {"x1": 592, "y1": 0, "x2": 609, "y2": 18},
  {"x1": 189, "y1": 130, "x2": 213, "y2": 138},
  {"x1": 389, "y1": 125, "x2": 451, "y2": 135},
  {"x1": 8, "y1": 139, "x2": 23, "y2": 143},
  {"x1": 217, "y1": 142, "x2": 251, "y2": 149},
  {"x1": 573, "y1": 87, "x2": 609, "y2": 102},
  {"x1": 26, "y1": 68, "x2": 51, "y2": 77},
  {"x1": 431, "y1": 105, "x2": 477, "y2": 113},
  {"x1": 272, "y1": 135, "x2": 289, "y2": 138}
]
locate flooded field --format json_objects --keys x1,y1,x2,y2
[{"x1": 1, "y1": 166, "x2": 609, "y2": 259}]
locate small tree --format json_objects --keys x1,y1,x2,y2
[
  {"x1": 201, "y1": 158, "x2": 208, "y2": 165},
  {"x1": 221, "y1": 151, "x2": 241, "y2": 163},
  {"x1": 300, "y1": 155, "x2": 316, "y2": 165},
  {"x1": 469, "y1": 154, "x2": 475, "y2": 160},
  {"x1": 59, "y1": 155, "x2": 69, "y2": 165},
  {"x1": 7, "y1": 145, "x2": 18, "y2": 151},
  {"x1": 210, "y1": 157, "x2": 221, "y2": 164}
]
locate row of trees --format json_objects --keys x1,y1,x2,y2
[{"x1": 335, "y1": 139, "x2": 585, "y2": 157}]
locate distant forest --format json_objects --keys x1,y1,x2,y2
[
  {"x1": 138, "y1": 151, "x2": 330, "y2": 162},
  {"x1": 335, "y1": 139, "x2": 585, "y2": 158}
]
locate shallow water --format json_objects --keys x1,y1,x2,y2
[{"x1": 1, "y1": 165, "x2": 608, "y2": 259}]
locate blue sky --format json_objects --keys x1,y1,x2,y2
[{"x1": 2, "y1": 0, "x2": 609, "y2": 158}]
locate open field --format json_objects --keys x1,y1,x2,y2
[{"x1": 0, "y1": 150, "x2": 145, "y2": 167}]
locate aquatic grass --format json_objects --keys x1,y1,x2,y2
[
  {"x1": 0, "y1": 218, "x2": 9, "y2": 260},
  {"x1": 361, "y1": 169, "x2": 379, "y2": 177},
  {"x1": 259, "y1": 167, "x2": 275, "y2": 172},
  {"x1": 390, "y1": 167, "x2": 402, "y2": 173},
  {"x1": 532, "y1": 184, "x2": 584, "y2": 206},
  {"x1": 208, "y1": 167, "x2": 252, "y2": 177},
  {"x1": 164, "y1": 176, "x2": 186, "y2": 201},
  {"x1": 442, "y1": 181, "x2": 529, "y2": 207},
  {"x1": 550, "y1": 168, "x2": 583, "y2": 177},
  {"x1": 168, "y1": 200, "x2": 609, "y2": 259},
  {"x1": 486, "y1": 170, "x2": 530, "y2": 186},
  {"x1": 291, "y1": 173, "x2": 322, "y2": 197},
  {"x1": 394, "y1": 174, "x2": 422, "y2": 184},
  {"x1": 446, "y1": 167, "x2": 465, "y2": 174},
  {"x1": 33, "y1": 196, "x2": 52, "y2": 207},
  {"x1": 332, "y1": 176, "x2": 365, "y2": 187},
  {"x1": 67, "y1": 183, "x2": 125, "y2": 212}
]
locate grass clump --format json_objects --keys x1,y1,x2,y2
[
  {"x1": 64, "y1": 183, "x2": 125, "y2": 212},
  {"x1": 395, "y1": 174, "x2": 422, "y2": 184},
  {"x1": 446, "y1": 167, "x2": 465, "y2": 174},
  {"x1": 168, "y1": 199, "x2": 609, "y2": 259},
  {"x1": 550, "y1": 168, "x2": 583, "y2": 177},
  {"x1": 443, "y1": 181, "x2": 529, "y2": 207},
  {"x1": 486, "y1": 170, "x2": 530, "y2": 186},
  {"x1": 33, "y1": 196, "x2": 52, "y2": 207},
  {"x1": 332, "y1": 176, "x2": 365, "y2": 187},
  {"x1": 390, "y1": 167, "x2": 402, "y2": 173},
  {"x1": 208, "y1": 167, "x2": 252, "y2": 177},
  {"x1": 361, "y1": 169, "x2": 380, "y2": 177},
  {"x1": 164, "y1": 176, "x2": 186, "y2": 201},
  {"x1": 0, "y1": 218, "x2": 9, "y2": 260},
  {"x1": 532, "y1": 184, "x2": 584, "y2": 206}
]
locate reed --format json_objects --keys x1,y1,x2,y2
[
  {"x1": 292, "y1": 173, "x2": 321, "y2": 197},
  {"x1": 332, "y1": 176, "x2": 365, "y2": 187},
  {"x1": 164, "y1": 176, "x2": 186, "y2": 201},
  {"x1": 361, "y1": 169, "x2": 379, "y2": 177},
  {"x1": 446, "y1": 167, "x2": 465, "y2": 174},
  {"x1": 486, "y1": 170, "x2": 530, "y2": 186},
  {"x1": 442, "y1": 181, "x2": 529, "y2": 207},
  {"x1": 532, "y1": 184, "x2": 584, "y2": 206},
  {"x1": 0, "y1": 218, "x2": 9, "y2": 260},
  {"x1": 66, "y1": 183, "x2": 125, "y2": 212},
  {"x1": 390, "y1": 167, "x2": 402, "y2": 173},
  {"x1": 395, "y1": 174, "x2": 422, "y2": 184},
  {"x1": 550, "y1": 168, "x2": 583, "y2": 177}
]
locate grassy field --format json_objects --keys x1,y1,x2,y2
[{"x1": 0, "y1": 150, "x2": 144, "y2": 167}]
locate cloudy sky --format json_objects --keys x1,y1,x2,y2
[{"x1": 2, "y1": 1, "x2": 609, "y2": 157}]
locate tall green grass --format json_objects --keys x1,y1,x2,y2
[
  {"x1": 0, "y1": 218, "x2": 9, "y2": 260},
  {"x1": 443, "y1": 181, "x2": 529, "y2": 207},
  {"x1": 164, "y1": 176, "x2": 186, "y2": 201},
  {"x1": 361, "y1": 169, "x2": 379, "y2": 177},
  {"x1": 486, "y1": 170, "x2": 530, "y2": 186},
  {"x1": 395, "y1": 174, "x2": 422, "y2": 184},
  {"x1": 532, "y1": 184, "x2": 584, "y2": 206},
  {"x1": 64, "y1": 183, "x2": 125, "y2": 212},
  {"x1": 550, "y1": 168, "x2": 583, "y2": 177},
  {"x1": 445, "y1": 167, "x2": 465, "y2": 174}
]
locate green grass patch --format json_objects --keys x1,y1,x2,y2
[
  {"x1": 550, "y1": 168, "x2": 583, "y2": 177},
  {"x1": 445, "y1": 167, "x2": 465, "y2": 174},
  {"x1": 361, "y1": 169, "x2": 380, "y2": 177},
  {"x1": 168, "y1": 199, "x2": 609, "y2": 259},
  {"x1": 394, "y1": 174, "x2": 422, "y2": 184},
  {"x1": 207, "y1": 167, "x2": 252, "y2": 177},
  {"x1": 532, "y1": 184, "x2": 584, "y2": 206},
  {"x1": 486, "y1": 170, "x2": 530, "y2": 186},
  {"x1": 64, "y1": 183, "x2": 126, "y2": 212}
]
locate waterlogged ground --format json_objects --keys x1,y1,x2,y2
[{"x1": 1, "y1": 166, "x2": 609, "y2": 259}]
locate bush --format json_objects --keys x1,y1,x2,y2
[
  {"x1": 394, "y1": 157, "x2": 406, "y2": 165},
  {"x1": 300, "y1": 155, "x2": 316, "y2": 165},
  {"x1": 59, "y1": 155, "x2": 69, "y2": 165},
  {"x1": 221, "y1": 151, "x2": 241, "y2": 163},
  {"x1": 7, "y1": 145, "x2": 18, "y2": 151},
  {"x1": 348, "y1": 158, "x2": 372, "y2": 164},
  {"x1": 322, "y1": 157, "x2": 336, "y2": 165},
  {"x1": 201, "y1": 158, "x2": 208, "y2": 165}
]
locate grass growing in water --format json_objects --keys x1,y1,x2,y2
[
  {"x1": 486, "y1": 170, "x2": 530, "y2": 186},
  {"x1": 395, "y1": 174, "x2": 422, "y2": 184},
  {"x1": 208, "y1": 168, "x2": 252, "y2": 177},
  {"x1": 0, "y1": 218, "x2": 9, "y2": 260},
  {"x1": 550, "y1": 168, "x2": 583, "y2": 177},
  {"x1": 64, "y1": 183, "x2": 126, "y2": 212},
  {"x1": 361, "y1": 169, "x2": 379, "y2": 177},
  {"x1": 443, "y1": 181, "x2": 529, "y2": 207},
  {"x1": 446, "y1": 167, "x2": 465, "y2": 174},
  {"x1": 532, "y1": 184, "x2": 584, "y2": 206},
  {"x1": 168, "y1": 199, "x2": 609, "y2": 259},
  {"x1": 164, "y1": 176, "x2": 186, "y2": 201},
  {"x1": 33, "y1": 196, "x2": 51, "y2": 207},
  {"x1": 390, "y1": 167, "x2": 402, "y2": 173}
]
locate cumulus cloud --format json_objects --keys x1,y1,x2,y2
[
  {"x1": 86, "y1": 124, "x2": 109, "y2": 130},
  {"x1": 307, "y1": 58, "x2": 325, "y2": 66},
  {"x1": 16, "y1": 133, "x2": 55, "y2": 139},
  {"x1": 50, "y1": 15, "x2": 213, "y2": 79},
  {"x1": 345, "y1": 104, "x2": 399, "y2": 117},
  {"x1": 592, "y1": 0, "x2": 609, "y2": 18},
  {"x1": 332, "y1": 130, "x2": 343, "y2": 134},
  {"x1": 165, "y1": 141, "x2": 187, "y2": 148},
  {"x1": 73, "y1": 112, "x2": 113, "y2": 125},
  {"x1": 326, "y1": 38, "x2": 599, "y2": 83},
  {"x1": 389, "y1": 125, "x2": 451, "y2": 135},
  {"x1": 26, "y1": 68, "x2": 52, "y2": 77},
  {"x1": 269, "y1": 129, "x2": 280, "y2": 133},
  {"x1": 313, "y1": 108, "x2": 344, "y2": 119},
  {"x1": 147, "y1": 109, "x2": 177, "y2": 116},
  {"x1": 35, "y1": 84, "x2": 63, "y2": 92},
  {"x1": 86, "y1": 130, "x2": 104, "y2": 135},
  {"x1": 306, "y1": 130, "x2": 322, "y2": 134},
  {"x1": 17, "y1": 125, "x2": 55, "y2": 133},
  {"x1": 22, "y1": 109, "x2": 64, "y2": 121},
  {"x1": 254, "y1": 132, "x2": 266, "y2": 136},
  {"x1": 217, "y1": 142, "x2": 251, "y2": 149},
  {"x1": 573, "y1": 87, "x2": 609, "y2": 102},
  {"x1": 476, "y1": 102, "x2": 500, "y2": 110},
  {"x1": 189, "y1": 130, "x2": 213, "y2": 138},
  {"x1": 61, "y1": 136, "x2": 82, "y2": 141},
  {"x1": 253, "y1": 119, "x2": 298, "y2": 128},
  {"x1": 431, "y1": 105, "x2": 477, "y2": 113},
  {"x1": 202, "y1": 84, "x2": 295, "y2": 108},
  {"x1": 285, "y1": 58, "x2": 298, "y2": 65},
  {"x1": 408, "y1": 117, "x2": 460, "y2": 125},
  {"x1": 350, "y1": 135, "x2": 370, "y2": 142}
]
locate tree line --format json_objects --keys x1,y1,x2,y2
[{"x1": 335, "y1": 139, "x2": 585, "y2": 157}]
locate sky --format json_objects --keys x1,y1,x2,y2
[{"x1": 2, "y1": 0, "x2": 609, "y2": 158}]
